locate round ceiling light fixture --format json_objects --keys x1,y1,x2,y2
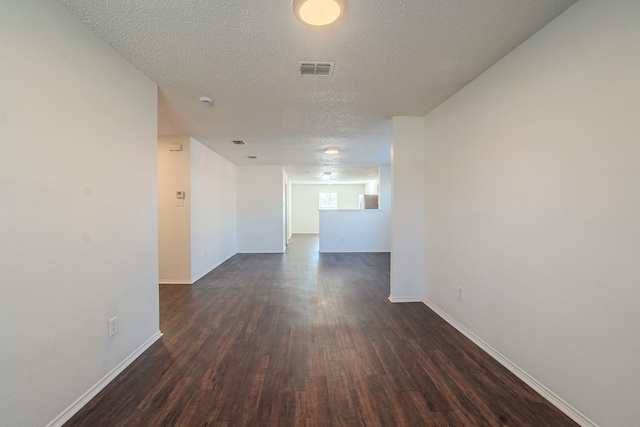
[
  {"x1": 324, "y1": 148, "x2": 340, "y2": 154},
  {"x1": 292, "y1": 0, "x2": 347, "y2": 27}
]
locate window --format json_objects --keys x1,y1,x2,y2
[{"x1": 319, "y1": 192, "x2": 337, "y2": 210}]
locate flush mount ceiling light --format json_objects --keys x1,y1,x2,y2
[
  {"x1": 324, "y1": 148, "x2": 339, "y2": 154},
  {"x1": 292, "y1": 0, "x2": 347, "y2": 27}
]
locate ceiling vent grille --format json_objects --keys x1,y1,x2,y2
[
  {"x1": 298, "y1": 62, "x2": 334, "y2": 77},
  {"x1": 232, "y1": 140, "x2": 246, "y2": 145}
]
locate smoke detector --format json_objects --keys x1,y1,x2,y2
[{"x1": 199, "y1": 96, "x2": 213, "y2": 106}]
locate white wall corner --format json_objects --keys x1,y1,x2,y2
[
  {"x1": 46, "y1": 332, "x2": 163, "y2": 427},
  {"x1": 422, "y1": 300, "x2": 597, "y2": 427}
]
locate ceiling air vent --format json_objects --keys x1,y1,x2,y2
[
  {"x1": 232, "y1": 140, "x2": 246, "y2": 145},
  {"x1": 298, "y1": 62, "x2": 334, "y2": 77}
]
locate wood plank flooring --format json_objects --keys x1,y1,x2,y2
[{"x1": 65, "y1": 234, "x2": 578, "y2": 426}]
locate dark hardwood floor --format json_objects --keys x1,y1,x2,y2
[{"x1": 66, "y1": 234, "x2": 577, "y2": 426}]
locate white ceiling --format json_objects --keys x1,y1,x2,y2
[{"x1": 58, "y1": 0, "x2": 576, "y2": 183}]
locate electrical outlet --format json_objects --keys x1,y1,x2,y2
[
  {"x1": 109, "y1": 316, "x2": 118, "y2": 337},
  {"x1": 458, "y1": 287, "x2": 464, "y2": 301}
]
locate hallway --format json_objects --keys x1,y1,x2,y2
[{"x1": 66, "y1": 234, "x2": 576, "y2": 426}]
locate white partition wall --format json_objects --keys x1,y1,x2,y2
[
  {"x1": 237, "y1": 166, "x2": 287, "y2": 253},
  {"x1": 158, "y1": 136, "x2": 192, "y2": 283},
  {"x1": 390, "y1": 117, "x2": 425, "y2": 302},
  {"x1": 158, "y1": 137, "x2": 237, "y2": 284},
  {"x1": 422, "y1": 1, "x2": 640, "y2": 425},
  {"x1": 1, "y1": 2, "x2": 160, "y2": 425},
  {"x1": 319, "y1": 167, "x2": 390, "y2": 253},
  {"x1": 291, "y1": 184, "x2": 365, "y2": 234},
  {"x1": 190, "y1": 138, "x2": 237, "y2": 282}
]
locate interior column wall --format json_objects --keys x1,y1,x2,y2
[
  {"x1": 390, "y1": 116, "x2": 425, "y2": 302},
  {"x1": 158, "y1": 136, "x2": 192, "y2": 284}
]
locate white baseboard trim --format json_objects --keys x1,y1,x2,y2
[
  {"x1": 388, "y1": 295, "x2": 423, "y2": 303},
  {"x1": 422, "y1": 299, "x2": 597, "y2": 427},
  {"x1": 191, "y1": 253, "x2": 236, "y2": 284},
  {"x1": 237, "y1": 251, "x2": 285, "y2": 254},
  {"x1": 319, "y1": 250, "x2": 391, "y2": 254},
  {"x1": 192, "y1": 269, "x2": 212, "y2": 284},
  {"x1": 159, "y1": 280, "x2": 192, "y2": 285},
  {"x1": 46, "y1": 330, "x2": 163, "y2": 427}
]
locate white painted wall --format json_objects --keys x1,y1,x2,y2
[
  {"x1": 364, "y1": 180, "x2": 378, "y2": 195},
  {"x1": 1, "y1": 2, "x2": 160, "y2": 426},
  {"x1": 237, "y1": 166, "x2": 286, "y2": 253},
  {"x1": 319, "y1": 167, "x2": 390, "y2": 252},
  {"x1": 422, "y1": 1, "x2": 640, "y2": 425},
  {"x1": 286, "y1": 174, "x2": 292, "y2": 242},
  {"x1": 190, "y1": 138, "x2": 237, "y2": 282},
  {"x1": 158, "y1": 136, "x2": 191, "y2": 283},
  {"x1": 390, "y1": 117, "x2": 425, "y2": 302},
  {"x1": 291, "y1": 184, "x2": 365, "y2": 234},
  {"x1": 158, "y1": 137, "x2": 237, "y2": 283}
]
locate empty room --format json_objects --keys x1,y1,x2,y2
[{"x1": 2, "y1": 1, "x2": 639, "y2": 426}]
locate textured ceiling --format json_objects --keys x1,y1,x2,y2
[{"x1": 58, "y1": 0, "x2": 576, "y2": 183}]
